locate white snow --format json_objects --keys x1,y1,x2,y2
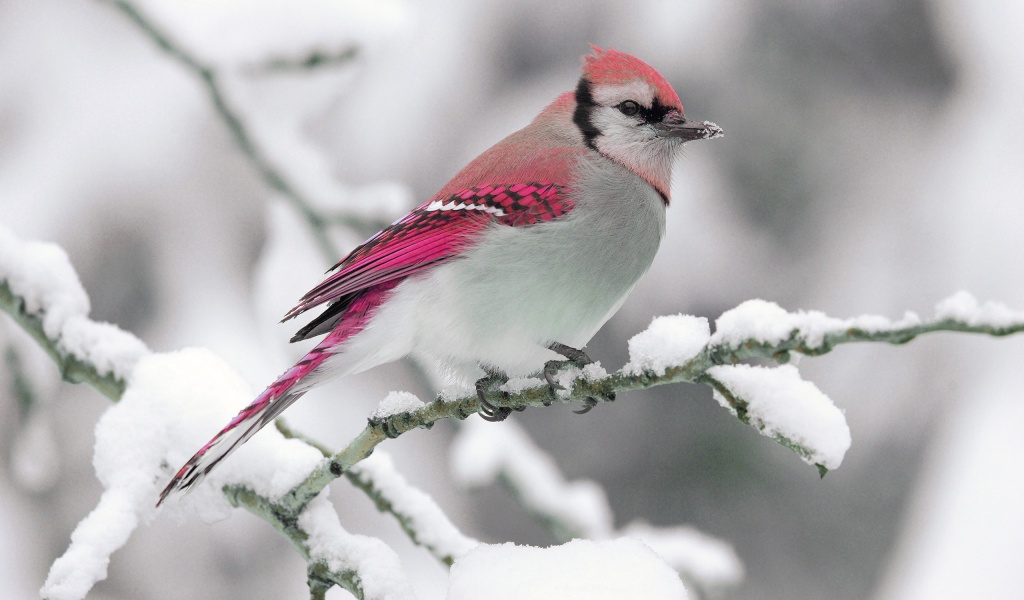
[
  {"x1": 620, "y1": 521, "x2": 744, "y2": 593},
  {"x1": 711, "y1": 293, "x2": 1024, "y2": 356},
  {"x1": 349, "y1": 452, "x2": 479, "y2": 561},
  {"x1": 446, "y1": 538, "x2": 689, "y2": 600},
  {"x1": 706, "y1": 364, "x2": 851, "y2": 470},
  {"x1": 500, "y1": 376, "x2": 546, "y2": 394},
  {"x1": 934, "y1": 290, "x2": 1024, "y2": 328},
  {"x1": 371, "y1": 390, "x2": 425, "y2": 420},
  {"x1": 712, "y1": 299, "x2": 845, "y2": 349},
  {"x1": 450, "y1": 419, "x2": 614, "y2": 538},
  {"x1": 299, "y1": 494, "x2": 417, "y2": 600},
  {"x1": 582, "y1": 361, "x2": 609, "y2": 380},
  {"x1": 624, "y1": 314, "x2": 710, "y2": 376},
  {"x1": 0, "y1": 224, "x2": 148, "y2": 382},
  {"x1": 42, "y1": 347, "x2": 326, "y2": 599}
]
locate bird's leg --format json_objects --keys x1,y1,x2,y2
[
  {"x1": 475, "y1": 366, "x2": 513, "y2": 422},
  {"x1": 544, "y1": 342, "x2": 616, "y2": 414}
]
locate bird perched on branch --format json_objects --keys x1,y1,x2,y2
[{"x1": 159, "y1": 46, "x2": 722, "y2": 505}]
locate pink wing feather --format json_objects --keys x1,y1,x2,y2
[
  {"x1": 157, "y1": 182, "x2": 575, "y2": 505},
  {"x1": 283, "y1": 182, "x2": 574, "y2": 321}
]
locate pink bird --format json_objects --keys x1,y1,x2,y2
[{"x1": 158, "y1": 46, "x2": 722, "y2": 505}]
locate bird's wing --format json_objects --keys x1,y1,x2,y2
[{"x1": 282, "y1": 182, "x2": 575, "y2": 321}]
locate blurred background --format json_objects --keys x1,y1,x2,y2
[{"x1": 2, "y1": 0, "x2": 1023, "y2": 598}]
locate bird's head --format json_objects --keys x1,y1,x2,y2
[{"x1": 573, "y1": 46, "x2": 722, "y2": 202}]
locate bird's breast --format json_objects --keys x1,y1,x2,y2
[{"x1": 409, "y1": 155, "x2": 667, "y2": 376}]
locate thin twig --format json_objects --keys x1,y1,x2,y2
[
  {"x1": 247, "y1": 46, "x2": 359, "y2": 75},
  {"x1": 107, "y1": 0, "x2": 340, "y2": 260}
]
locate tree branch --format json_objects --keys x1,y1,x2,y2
[
  {"x1": 106, "y1": 0, "x2": 343, "y2": 260},
  {"x1": 6, "y1": 225, "x2": 1024, "y2": 597},
  {"x1": 223, "y1": 485, "x2": 367, "y2": 599},
  {"x1": 246, "y1": 46, "x2": 360, "y2": 74},
  {"x1": 278, "y1": 297, "x2": 1024, "y2": 507},
  {"x1": 0, "y1": 280, "x2": 126, "y2": 401}
]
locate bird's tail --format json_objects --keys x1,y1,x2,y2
[
  {"x1": 157, "y1": 281, "x2": 402, "y2": 507},
  {"x1": 157, "y1": 340, "x2": 335, "y2": 506}
]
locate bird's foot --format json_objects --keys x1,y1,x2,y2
[
  {"x1": 544, "y1": 342, "x2": 615, "y2": 414},
  {"x1": 475, "y1": 367, "x2": 513, "y2": 422}
]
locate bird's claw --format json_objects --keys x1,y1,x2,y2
[
  {"x1": 543, "y1": 359, "x2": 571, "y2": 390},
  {"x1": 545, "y1": 342, "x2": 616, "y2": 414},
  {"x1": 475, "y1": 368, "x2": 512, "y2": 422}
]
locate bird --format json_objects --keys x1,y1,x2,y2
[{"x1": 158, "y1": 46, "x2": 722, "y2": 505}]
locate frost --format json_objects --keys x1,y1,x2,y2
[
  {"x1": 707, "y1": 364, "x2": 850, "y2": 470},
  {"x1": 446, "y1": 538, "x2": 689, "y2": 600},
  {"x1": 624, "y1": 314, "x2": 710, "y2": 375},
  {"x1": 371, "y1": 390, "x2": 425, "y2": 420},
  {"x1": 450, "y1": 419, "x2": 613, "y2": 538}
]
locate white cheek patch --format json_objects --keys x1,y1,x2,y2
[
  {"x1": 590, "y1": 80, "x2": 655, "y2": 107},
  {"x1": 590, "y1": 109, "x2": 656, "y2": 145}
]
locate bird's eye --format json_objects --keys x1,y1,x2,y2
[{"x1": 618, "y1": 100, "x2": 641, "y2": 116}]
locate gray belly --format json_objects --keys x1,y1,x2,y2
[{"x1": 412, "y1": 157, "x2": 667, "y2": 375}]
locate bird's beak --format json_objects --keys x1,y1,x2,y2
[{"x1": 656, "y1": 113, "x2": 724, "y2": 142}]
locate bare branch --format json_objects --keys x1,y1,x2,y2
[{"x1": 246, "y1": 46, "x2": 360, "y2": 74}]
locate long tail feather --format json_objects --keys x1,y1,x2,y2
[
  {"x1": 157, "y1": 343, "x2": 333, "y2": 505},
  {"x1": 157, "y1": 280, "x2": 400, "y2": 506}
]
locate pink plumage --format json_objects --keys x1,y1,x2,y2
[
  {"x1": 583, "y1": 46, "x2": 683, "y2": 113},
  {"x1": 158, "y1": 46, "x2": 721, "y2": 505}
]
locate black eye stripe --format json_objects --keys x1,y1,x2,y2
[
  {"x1": 573, "y1": 78, "x2": 600, "y2": 150},
  {"x1": 637, "y1": 98, "x2": 671, "y2": 123}
]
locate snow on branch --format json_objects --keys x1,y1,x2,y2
[
  {"x1": 0, "y1": 226, "x2": 147, "y2": 400},
  {"x1": 289, "y1": 294, "x2": 1024, "y2": 508},
  {"x1": 6, "y1": 221, "x2": 1024, "y2": 598},
  {"x1": 0, "y1": 226, "x2": 432, "y2": 600}
]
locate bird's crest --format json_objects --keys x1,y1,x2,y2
[{"x1": 582, "y1": 45, "x2": 682, "y2": 112}]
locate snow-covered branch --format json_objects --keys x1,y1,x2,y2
[
  {"x1": 0, "y1": 229, "x2": 147, "y2": 401},
  {"x1": 6, "y1": 221, "x2": 1024, "y2": 598},
  {"x1": 0, "y1": 226, "x2": 420, "y2": 600},
  {"x1": 287, "y1": 294, "x2": 1024, "y2": 504}
]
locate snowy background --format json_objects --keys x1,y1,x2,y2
[{"x1": 2, "y1": 0, "x2": 1023, "y2": 598}]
